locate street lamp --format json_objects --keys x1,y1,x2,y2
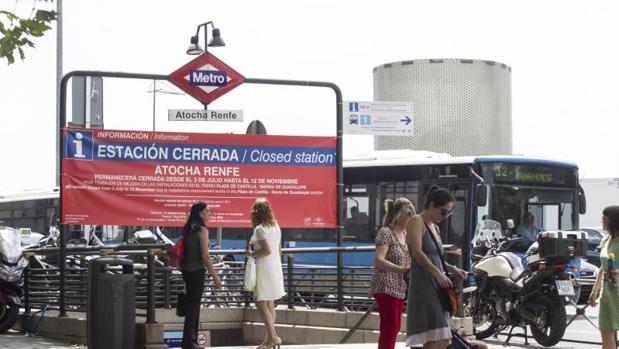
[{"x1": 186, "y1": 21, "x2": 225, "y2": 55}]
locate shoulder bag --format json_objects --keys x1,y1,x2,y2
[
  {"x1": 243, "y1": 234, "x2": 257, "y2": 292},
  {"x1": 424, "y1": 222, "x2": 458, "y2": 316},
  {"x1": 167, "y1": 233, "x2": 184, "y2": 268}
]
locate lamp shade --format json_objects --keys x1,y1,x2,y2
[
  {"x1": 208, "y1": 28, "x2": 225, "y2": 47},
  {"x1": 186, "y1": 35, "x2": 204, "y2": 55}
]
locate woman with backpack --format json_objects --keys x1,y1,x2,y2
[{"x1": 181, "y1": 202, "x2": 222, "y2": 349}]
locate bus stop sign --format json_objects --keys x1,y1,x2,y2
[{"x1": 169, "y1": 52, "x2": 245, "y2": 105}]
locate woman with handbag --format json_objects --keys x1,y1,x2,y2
[
  {"x1": 181, "y1": 202, "x2": 222, "y2": 349},
  {"x1": 370, "y1": 198, "x2": 414, "y2": 349},
  {"x1": 405, "y1": 186, "x2": 467, "y2": 349},
  {"x1": 246, "y1": 198, "x2": 286, "y2": 349}
]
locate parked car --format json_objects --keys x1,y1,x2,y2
[
  {"x1": 581, "y1": 227, "x2": 605, "y2": 267},
  {"x1": 575, "y1": 259, "x2": 599, "y2": 304}
]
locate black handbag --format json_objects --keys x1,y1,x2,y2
[
  {"x1": 424, "y1": 222, "x2": 458, "y2": 315},
  {"x1": 176, "y1": 293, "x2": 186, "y2": 317}
]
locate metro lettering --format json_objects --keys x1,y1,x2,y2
[{"x1": 189, "y1": 70, "x2": 228, "y2": 87}]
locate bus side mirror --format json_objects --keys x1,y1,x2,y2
[
  {"x1": 475, "y1": 184, "x2": 487, "y2": 206},
  {"x1": 578, "y1": 184, "x2": 586, "y2": 214}
]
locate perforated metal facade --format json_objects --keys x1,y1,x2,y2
[{"x1": 373, "y1": 59, "x2": 512, "y2": 155}]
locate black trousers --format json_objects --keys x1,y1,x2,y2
[{"x1": 182, "y1": 269, "x2": 205, "y2": 349}]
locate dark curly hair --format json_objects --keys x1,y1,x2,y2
[
  {"x1": 251, "y1": 198, "x2": 276, "y2": 227},
  {"x1": 603, "y1": 205, "x2": 619, "y2": 236}
]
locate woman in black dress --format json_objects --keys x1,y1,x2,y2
[
  {"x1": 405, "y1": 186, "x2": 466, "y2": 349},
  {"x1": 181, "y1": 202, "x2": 222, "y2": 349}
]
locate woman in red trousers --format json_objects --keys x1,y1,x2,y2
[{"x1": 370, "y1": 198, "x2": 414, "y2": 349}]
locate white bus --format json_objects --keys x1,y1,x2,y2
[{"x1": 0, "y1": 188, "x2": 59, "y2": 234}]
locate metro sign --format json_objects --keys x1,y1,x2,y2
[{"x1": 169, "y1": 52, "x2": 245, "y2": 105}]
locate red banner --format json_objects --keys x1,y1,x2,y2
[{"x1": 61, "y1": 128, "x2": 336, "y2": 228}]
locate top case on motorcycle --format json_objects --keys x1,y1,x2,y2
[{"x1": 537, "y1": 231, "x2": 588, "y2": 260}]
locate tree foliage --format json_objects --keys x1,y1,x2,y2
[{"x1": 0, "y1": 1, "x2": 57, "y2": 64}]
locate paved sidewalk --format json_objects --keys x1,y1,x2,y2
[
  {"x1": 0, "y1": 334, "x2": 604, "y2": 349},
  {"x1": 0, "y1": 331, "x2": 85, "y2": 349},
  {"x1": 0, "y1": 302, "x2": 603, "y2": 349}
]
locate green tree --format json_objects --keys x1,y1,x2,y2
[{"x1": 0, "y1": 1, "x2": 56, "y2": 64}]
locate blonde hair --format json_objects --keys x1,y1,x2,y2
[
  {"x1": 251, "y1": 198, "x2": 276, "y2": 227},
  {"x1": 382, "y1": 197, "x2": 415, "y2": 228}
]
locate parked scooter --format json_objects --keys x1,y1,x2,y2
[
  {"x1": 463, "y1": 220, "x2": 586, "y2": 347},
  {"x1": 0, "y1": 227, "x2": 29, "y2": 333}
]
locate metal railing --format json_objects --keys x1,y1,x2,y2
[
  {"x1": 22, "y1": 244, "x2": 378, "y2": 322},
  {"x1": 21, "y1": 244, "x2": 609, "y2": 347}
]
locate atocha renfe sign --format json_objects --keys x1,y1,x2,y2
[{"x1": 168, "y1": 109, "x2": 244, "y2": 122}]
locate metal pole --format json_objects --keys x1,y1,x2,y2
[
  {"x1": 287, "y1": 254, "x2": 294, "y2": 309},
  {"x1": 23, "y1": 266, "x2": 31, "y2": 314},
  {"x1": 339, "y1": 302, "x2": 376, "y2": 343},
  {"x1": 58, "y1": 225, "x2": 66, "y2": 316},
  {"x1": 58, "y1": 67, "x2": 68, "y2": 318},
  {"x1": 146, "y1": 250, "x2": 156, "y2": 323},
  {"x1": 163, "y1": 258, "x2": 170, "y2": 308},
  {"x1": 55, "y1": 0, "x2": 63, "y2": 187},
  {"x1": 152, "y1": 80, "x2": 156, "y2": 131},
  {"x1": 335, "y1": 80, "x2": 344, "y2": 312},
  {"x1": 203, "y1": 25, "x2": 208, "y2": 54}
]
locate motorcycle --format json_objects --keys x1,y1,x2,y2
[
  {"x1": 463, "y1": 220, "x2": 584, "y2": 347},
  {"x1": 0, "y1": 227, "x2": 29, "y2": 333}
]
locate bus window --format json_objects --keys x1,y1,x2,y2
[
  {"x1": 492, "y1": 186, "x2": 576, "y2": 234},
  {"x1": 344, "y1": 184, "x2": 371, "y2": 242},
  {"x1": 377, "y1": 181, "x2": 420, "y2": 216},
  {"x1": 0, "y1": 205, "x2": 10, "y2": 221},
  {"x1": 23, "y1": 200, "x2": 35, "y2": 217},
  {"x1": 561, "y1": 203, "x2": 574, "y2": 230},
  {"x1": 420, "y1": 182, "x2": 468, "y2": 252},
  {"x1": 447, "y1": 186, "x2": 468, "y2": 250},
  {"x1": 529, "y1": 204, "x2": 560, "y2": 231}
]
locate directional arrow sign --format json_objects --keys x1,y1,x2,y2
[{"x1": 343, "y1": 101, "x2": 414, "y2": 136}]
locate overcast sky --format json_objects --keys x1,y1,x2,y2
[{"x1": 0, "y1": 0, "x2": 617, "y2": 193}]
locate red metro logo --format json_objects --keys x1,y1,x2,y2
[{"x1": 169, "y1": 52, "x2": 245, "y2": 105}]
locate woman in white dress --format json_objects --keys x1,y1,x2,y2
[{"x1": 246, "y1": 198, "x2": 285, "y2": 349}]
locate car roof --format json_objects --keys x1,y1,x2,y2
[{"x1": 580, "y1": 227, "x2": 605, "y2": 237}]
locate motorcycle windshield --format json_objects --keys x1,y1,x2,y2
[
  {"x1": 0, "y1": 227, "x2": 24, "y2": 264},
  {"x1": 472, "y1": 219, "x2": 504, "y2": 247}
]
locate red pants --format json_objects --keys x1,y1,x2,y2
[{"x1": 374, "y1": 293, "x2": 404, "y2": 349}]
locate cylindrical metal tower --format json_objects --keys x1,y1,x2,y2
[{"x1": 373, "y1": 59, "x2": 512, "y2": 155}]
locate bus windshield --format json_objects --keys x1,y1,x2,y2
[
  {"x1": 479, "y1": 161, "x2": 579, "y2": 236},
  {"x1": 489, "y1": 184, "x2": 575, "y2": 233}
]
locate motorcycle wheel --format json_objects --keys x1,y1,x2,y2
[
  {"x1": 0, "y1": 302, "x2": 19, "y2": 334},
  {"x1": 463, "y1": 289, "x2": 499, "y2": 340},
  {"x1": 529, "y1": 293, "x2": 567, "y2": 347}
]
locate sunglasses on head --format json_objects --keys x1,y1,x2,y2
[{"x1": 438, "y1": 207, "x2": 452, "y2": 217}]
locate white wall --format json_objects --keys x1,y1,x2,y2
[{"x1": 580, "y1": 178, "x2": 619, "y2": 227}]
